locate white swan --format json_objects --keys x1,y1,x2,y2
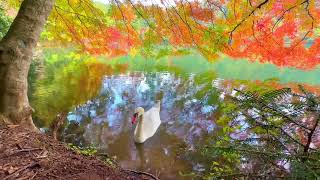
[{"x1": 131, "y1": 100, "x2": 161, "y2": 143}]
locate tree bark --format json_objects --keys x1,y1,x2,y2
[
  {"x1": 0, "y1": 0, "x2": 55, "y2": 131},
  {"x1": 50, "y1": 112, "x2": 68, "y2": 140}
]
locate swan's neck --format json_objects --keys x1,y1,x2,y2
[{"x1": 136, "y1": 114, "x2": 144, "y2": 138}]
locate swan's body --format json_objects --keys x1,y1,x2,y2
[{"x1": 132, "y1": 101, "x2": 161, "y2": 143}]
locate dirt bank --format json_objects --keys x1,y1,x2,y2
[{"x1": 0, "y1": 126, "x2": 156, "y2": 180}]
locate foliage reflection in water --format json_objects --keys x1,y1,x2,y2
[
  {"x1": 63, "y1": 72, "x2": 221, "y2": 179},
  {"x1": 30, "y1": 49, "x2": 320, "y2": 178}
]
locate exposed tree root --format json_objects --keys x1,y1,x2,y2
[{"x1": 124, "y1": 169, "x2": 160, "y2": 180}]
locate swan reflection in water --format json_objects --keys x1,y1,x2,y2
[{"x1": 135, "y1": 142, "x2": 145, "y2": 170}]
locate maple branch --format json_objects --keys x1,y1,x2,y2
[
  {"x1": 54, "y1": 5, "x2": 104, "y2": 51},
  {"x1": 186, "y1": 1, "x2": 210, "y2": 31},
  {"x1": 247, "y1": 0, "x2": 253, "y2": 7},
  {"x1": 271, "y1": 0, "x2": 314, "y2": 49},
  {"x1": 57, "y1": 4, "x2": 90, "y2": 33},
  {"x1": 161, "y1": 0, "x2": 212, "y2": 56},
  {"x1": 54, "y1": 6, "x2": 84, "y2": 47},
  {"x1": 302, "y1": 0, "x2": 314, "y2": 22},
  {"x1": 183, "y1": 0, "x2": 216, "y2": 45},
  {"x1": 113, "y1": 0, "x2": 131, "y2": 42},
  {"x1": 207, "y1": 1, "x2": 227, "y2": 19},
  {"x1": 229, "y1": 0, "x2": 269, "y2": 44},
  {"x1": 54, "y1": 5, "x2": 96, "y2": 21},
  {"x1": 271, "y1": 4, "x2": 299, "y2": 33},
  {"x1": 251, "y1": 20, "x2": 274, "y2": 56},
  {"x1": 205, "y1": 0, "x2": 217, "y2": 25},
  {"x1": 290, "y1": 0, "x2": 314, "y2": 49},
  {"x1": 151, "y1": 1, "x2": 184, "y2": 45},
  {"x1": 127, "y1": 1, "x2": 155, "y2": 32},
  {"x1": 164, "y1": 1, "x2": 195, "y2": 38},
  {"x1": 127, "y1": 0, "x2": 168, "y2": 44},
  {"x1": 161, "y1": 1, "x2": 200, "y2": 49},
  {"x1": 54, "y1": 0, "x2": 107, "y2": 50},
  {"x1": 163, "y1": 6, "x2": 187, "y2": 44},
  {"x1": 79, "y1": 0, "x2": 104, "y2": 23}
]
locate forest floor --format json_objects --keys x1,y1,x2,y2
[{"x1": 0, "y1": 125, "x2": 156, "y2": 180}]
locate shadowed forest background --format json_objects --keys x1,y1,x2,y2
[{"x1": 0, "y1": 0, "x2": 320, "y2": 179}]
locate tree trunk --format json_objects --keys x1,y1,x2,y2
[
  {"x1": 50, "y1": 112, "x2": 68, "y2": 140},
  {"x1": 0, "y1": 0, "x2": 55, "y2": 131}
]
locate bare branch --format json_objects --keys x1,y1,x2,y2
[{"x1": 303, "y1": 115, "x2": 320, "y2": 154}]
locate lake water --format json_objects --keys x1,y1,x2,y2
[
  {"x1": 60, "y1": 69, "x2": 319, "y2": 179},
  {"x1": 63, "y1": 72, "x2": 220, "y2": 179},
  {"x1": 31, "y1": 51, "x2": 320, "y2": 179}
]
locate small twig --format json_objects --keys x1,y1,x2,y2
[
  {"x1": 96, "y1": 153, "x2": 111, "y2": 157},
  {"x1": 125, "y1": 169, "x2": 159, "y2": 180},
  {"x1": 29, "y1": 172, "x2": 38, "y2": 180},
  {"x1": 35, "y1": 150, "x2": 48, "y2": 159},
  {"x1": 9, "y1": 148, "x2": 43, "y2": 157},
  {"x1": 16, "y1": 143, "x2": 22, "y2": 150},
  {"x1": 3, "y1": 162, "x2": 39, "y2": 180},
  {"x1": 155, "y1": 170, "x2": 161, "y2": 178},
  {"x1": 48, "y1": 173, "x2": 59, "y2": 178},
  {"x1": 15, "y1": 148, "x2": 42, "y2": 153}
]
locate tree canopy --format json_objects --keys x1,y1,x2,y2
[
  {"x1": 48, "y1": 0, "x2": 320, "y2": 70},
  {"x1": 3, "y1": 0, "x2": 320, "y2": 69}
]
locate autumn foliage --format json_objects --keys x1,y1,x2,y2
[{"x1": 46, "y1": 0, "x2": 320, "y2": 69}]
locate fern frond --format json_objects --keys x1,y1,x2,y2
[{"x1": 261, "y1": 88, "x2": 291, "y2": 102}]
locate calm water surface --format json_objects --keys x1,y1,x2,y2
[
  {"x1": 60, "y1": 69, "x2": 320, "y2": 179},
  {"x1": 63, "y1": 72, "x2": 222, "y2": 179},
  {"x1": 31, "y1": 51, "x2": 320, "y2": 179}
]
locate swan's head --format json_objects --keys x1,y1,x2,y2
[{"x1": 131, "y1": 107, "x2": 144, "y2": 124}]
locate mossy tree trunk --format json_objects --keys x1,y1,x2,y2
[{"x1": 0, "y1": 0, "x2": 55, "y2": 131}]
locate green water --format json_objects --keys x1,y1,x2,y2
[{"x1": 29, "y1": 49, "x2": 320, "y2": 179}]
